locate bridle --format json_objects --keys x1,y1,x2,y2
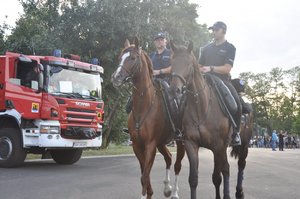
[
  {"x1": 118, "y1": 48, "x2": 142, "y2": 82},
  {"x1": 170, "y1": 60, "x2": 195, "y2": 96},
  {"x1": 118, "y1": 48, "x2": 156, "y2": 132},
  {"x1": 170, "y1": 56, "x2": 211, "y2": 133}
]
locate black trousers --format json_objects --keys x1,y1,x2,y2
[
  {"x1": 222, "y1": 79, "x2": 242, "y2": 133},
  {"x1": 279, "y1": 141, "x2": 284, "y2": 151}
]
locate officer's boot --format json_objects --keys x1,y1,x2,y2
[{"x1": 231, "y1": 129, "x2": 241, "y2": 146}]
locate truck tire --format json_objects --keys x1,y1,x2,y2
[
  {"x1": 50, "y1": 149, "x2": 83, "y2": 165},
  {"x1": 0, "y1": 128, "x2": 27, "y2": 168}
]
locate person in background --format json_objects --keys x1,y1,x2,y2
[
  {"x1": 271, "y1": 130, "x2": 278, "y2": 151},
  {"x1": 278, "y1": 130, "x2": 284, "y2": 151},
  {"x1": 24, "y1": 65, "x2": 39, "y2": 88}
]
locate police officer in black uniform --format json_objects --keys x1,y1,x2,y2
[
  {"x1": 199, "y1": 21, "x2": 241, "y2": 146},
  {"x1": 150, "y1": 32, "x2": 171, "y2": 81}
]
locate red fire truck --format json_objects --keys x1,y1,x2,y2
[{"x1": 0, "y1": 51, "x2": 104, "y2": 167}]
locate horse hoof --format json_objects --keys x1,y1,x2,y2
[
  {"x1": 235, "y1": 191, "x2": 244, "y2": 199},
  {"x1": 164, "y1": 185, "x2": 172, "y2": 197},
  {"x1": 223, "y1": 195, "x2": 231, "y2": 199}
]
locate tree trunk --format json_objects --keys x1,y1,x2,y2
[{"x1": 101, "y1": 96, "x2": 122, "y2": 149}]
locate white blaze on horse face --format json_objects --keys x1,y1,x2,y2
[
  {"x1": 114, "y1": 51, "x2": 130, "y2": 79},
  {"x1": 120, "y1": 51, "x2": 130, "y2": 66}
]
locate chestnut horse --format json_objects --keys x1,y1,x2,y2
[
  {"x1": 111, "y1": 38, "x2": 185, "y2": 199},
  {"x1": 168, "y1": 41, "x2": 253, "y2": 199}
]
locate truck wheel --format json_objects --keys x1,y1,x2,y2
[
  {"x1": 51, "y1": 149, "x2": 83, "y2": 165},
  {"x1": 0, "y1": 128, "x2": 27, "y2": 168}
]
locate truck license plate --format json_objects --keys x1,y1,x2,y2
[{"x1": 73, "y1": 142, "x2": 87, "y2": 148}]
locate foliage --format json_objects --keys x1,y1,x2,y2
[
  {"x1": 4, "y1": 0, "x2": 210, "y2": 145},
  {"x1": 292, "y1": 114, "x2": 300, "y2": 135},
  {"x1": 0, "y1": 20, "x2": 10, "y2": 54},
  {"x1": 240, "y1": 66, "x2": 300, "y2": 135}
]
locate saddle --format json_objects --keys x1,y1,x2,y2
[
  {"x1": 205, "y1": 74, "x2": 238, "y2": 117},
  {"x1": 154, "y1": 78, "x2": 183, "y2": 139}
]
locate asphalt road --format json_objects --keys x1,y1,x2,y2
[{"x1": 0, "y1": 148, "x2": 299, "y2": 199}]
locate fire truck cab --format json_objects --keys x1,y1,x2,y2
[{"x1": 0, "y1": 51, "x2": 104, "y2": 167}]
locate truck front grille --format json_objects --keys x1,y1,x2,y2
[
  {"x1": 64, "y1": 108, "x2": 97, "y2": 124},
  {"x1": 66, "y1": 108, "x2": 95, "y2": 113}
]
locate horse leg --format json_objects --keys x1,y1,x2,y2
[
  {"x1": 171, "y1": 140, "x2": 185, "y2": 199},
  {"x1": 132, "y1": 142, "x2": 145, "y2": 174},
  {"x1": 140, "y1": 144, "x2": 156, "y2": 199},
  {"x1": 132, "y1": 142, "x2": 149, "y2": 199},
  {"x1": 212, "y1": 151, "x2": 222, "y2": 199},
  {"x1": 157, "y1": 145, "x2": 172, "y2": 197},
  {"x1": 219, "y1": 149, "x2": 231, "y2": 199},
  {"x1": 185, "y1": 140, "x2": 199, "y2": 199},
  {"x1": 235, "y1": 146, "x2": 248, "y2": 199}
]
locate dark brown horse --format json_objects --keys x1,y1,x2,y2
[
  {"x1": 111, "y1": 38, "x2": 185, "y2": 199},
  {"x1": 168, "y1": 41, "x2": 253, "y2": 199}
]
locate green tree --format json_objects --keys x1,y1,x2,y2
[
  {"x1": 292, "y1": 114, "x2": 300, "y2": 135},
  {"x1": 0, "y1": 25, "x2": 5, "y2": 53},
  {"x1": 240, "y1": 72, "x2": 273, "y2": 134},
  {"x1": 0, "y1": 19, "x2": 10, "y2": 54},
  {"x1": 240, "y1": 66, "x2": 300, "y2": 134}
]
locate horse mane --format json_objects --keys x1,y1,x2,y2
[{"x1": 141, "y1": 51, "x2": 153, "y2": 78}]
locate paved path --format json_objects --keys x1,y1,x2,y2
[{"x1": 0, "y1": 148, "x2": 299, "y2": 199}]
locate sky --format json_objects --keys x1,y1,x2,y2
[
  {"x1": 1, "y1": 0, "x2": 300, "y2": 78},
  {"x1": 190, "y1": 0, "x2": 300, "y2": 77}
]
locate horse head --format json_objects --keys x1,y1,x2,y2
[
  {"x1": 111, "y1": 37, "x2": 142, "y2": 87},
  {"x1": 169, "y1": 41, "x2": 196, "y2": 103}
]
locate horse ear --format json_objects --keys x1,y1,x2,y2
[
  {"x1": 170, "y1": 40, "x2": 178, "y2": 53},
  {"x1": 187, "y1": 41, "x2": 193, "y2": 53},
  {"x1": 133, "y1": 37, "x2": 140, "y2": 49},
  {"x1": 124, "y1": 39, "x2": 130, "y2": 48}
]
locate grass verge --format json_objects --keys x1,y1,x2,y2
[{"x1": 26, "y1": 144, "x2": 177, "y2": 160}]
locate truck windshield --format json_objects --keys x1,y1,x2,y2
[{"x1": 47, "y1": 65, "x2": 102, "y2": 100}]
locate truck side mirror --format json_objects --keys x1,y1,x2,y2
[
  {"x1": 38, "y1": 63, "x2": 44, "y2": 71},
  {"x1": 38, "y1": 72, "x2": 44, "y2": 91},
  {"x1": 37, "y1": 64, "x2": 44, "y2": 91}
]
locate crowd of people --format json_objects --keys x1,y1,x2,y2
[{"x1": 249, "y1": 130, "x2": 300, "y2": 151}]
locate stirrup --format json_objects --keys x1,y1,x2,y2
[
  {"x1": 231, "y1": 132, "x2": 241, "y2": 146},
  {"x1": 174, "y1": 130, "x2": 183, "y2": 141}
]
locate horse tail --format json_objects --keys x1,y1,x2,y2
[{"x1": 230, "y1": 146, "x2": 241, "y2": 159}]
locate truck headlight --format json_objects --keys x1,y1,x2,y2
[
  {"x1": 40, "y1": 126, "x2": 60, "y2": 134},
  {"x1": 97, "y1": 124, "x2": 102, "y2": 134}
]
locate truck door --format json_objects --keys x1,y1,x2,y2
[{"x1": 5, "y1": 56, "x2": 42, "y2": 119}]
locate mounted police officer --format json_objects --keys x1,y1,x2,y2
[
  {"x1": 150, "y1": 32, "x2": 171, "y2": 81},
  {"x1": 198, "y1": 21, "x2": 242, "y2": 146},
  {"x1": 125, "y1": 32, "x2": 172, "y2": 114}
]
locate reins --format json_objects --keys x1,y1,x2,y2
[
  {"x1": 120, "y1": 49, "x2": 157, "y2": 133},
  {"x1": 171, "y1": 58, "x2": 212, "y2": 133}
]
